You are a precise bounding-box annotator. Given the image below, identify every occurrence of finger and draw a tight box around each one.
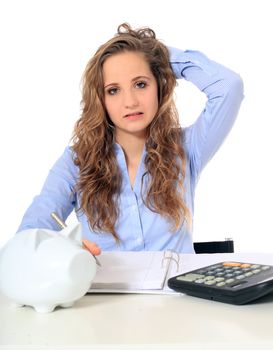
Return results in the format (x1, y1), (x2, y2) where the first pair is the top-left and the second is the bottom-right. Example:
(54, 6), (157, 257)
(82, 239), (102, 256)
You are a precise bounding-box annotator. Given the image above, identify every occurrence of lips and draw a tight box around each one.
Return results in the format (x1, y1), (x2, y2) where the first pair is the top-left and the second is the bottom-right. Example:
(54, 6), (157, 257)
(124, 112), (143, 118)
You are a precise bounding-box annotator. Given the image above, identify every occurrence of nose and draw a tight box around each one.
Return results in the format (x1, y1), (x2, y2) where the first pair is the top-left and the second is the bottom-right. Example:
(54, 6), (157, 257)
(123, 89), (139, 109)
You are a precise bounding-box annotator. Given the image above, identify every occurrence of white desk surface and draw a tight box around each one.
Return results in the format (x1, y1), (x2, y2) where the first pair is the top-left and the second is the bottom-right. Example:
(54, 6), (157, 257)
(1, 253), (273, 350)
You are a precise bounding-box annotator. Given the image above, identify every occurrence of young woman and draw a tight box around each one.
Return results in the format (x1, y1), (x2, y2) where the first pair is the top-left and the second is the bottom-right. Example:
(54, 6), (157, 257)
(17, 23), (244, 256)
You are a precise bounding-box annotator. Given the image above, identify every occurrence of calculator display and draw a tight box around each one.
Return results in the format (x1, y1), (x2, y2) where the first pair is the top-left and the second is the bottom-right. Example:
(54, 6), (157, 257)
(167, 261), (273, 304)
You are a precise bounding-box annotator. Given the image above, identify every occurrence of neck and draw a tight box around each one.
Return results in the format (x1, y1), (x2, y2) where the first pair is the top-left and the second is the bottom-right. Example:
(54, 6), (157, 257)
(115, 132), (146, 165)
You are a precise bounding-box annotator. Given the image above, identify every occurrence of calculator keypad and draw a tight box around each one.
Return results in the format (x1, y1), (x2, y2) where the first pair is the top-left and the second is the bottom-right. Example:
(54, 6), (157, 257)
(176, 262), (272, 288)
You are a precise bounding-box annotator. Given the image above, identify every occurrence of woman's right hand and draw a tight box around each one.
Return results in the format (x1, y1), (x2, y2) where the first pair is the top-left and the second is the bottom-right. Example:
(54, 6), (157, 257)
(82, 239), (101, 256)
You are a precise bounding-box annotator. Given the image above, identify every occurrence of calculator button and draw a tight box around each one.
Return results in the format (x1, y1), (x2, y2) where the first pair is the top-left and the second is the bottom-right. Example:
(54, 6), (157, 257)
(214, 277), (225, 282)
(241, 264), (251, 268)
(206, 271), (216, 276)
(216, 272), (225, 277)
(262, 266), (270, 271)
(234, 271), (242, 275)
(215, 268), (224, 272)
(207, 267), (217, 271)
(252, 269), (261, 274)
(225, 278), (235, 284)
(251, 265), (261, 269)
(244, 272), (254, 277)
(176, 273), (204, 282)
(225, 273), (234, 278)
(204, 276), (215, 281)
(216, 282), (226, 287)
(204, 280), (216, 285)
(208, 265), (221, 270)
(194, 279), (205, 284)
(236, 275), (246, 280)
(223, 262), (242, 267)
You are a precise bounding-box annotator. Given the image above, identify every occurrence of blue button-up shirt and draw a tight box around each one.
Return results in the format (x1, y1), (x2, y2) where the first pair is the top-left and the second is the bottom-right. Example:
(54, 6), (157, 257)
(17, 48), (244, 253)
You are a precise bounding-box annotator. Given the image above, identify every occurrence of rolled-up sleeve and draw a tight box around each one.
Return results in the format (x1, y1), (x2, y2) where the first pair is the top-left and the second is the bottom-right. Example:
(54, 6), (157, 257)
(169, 47), (244, 181)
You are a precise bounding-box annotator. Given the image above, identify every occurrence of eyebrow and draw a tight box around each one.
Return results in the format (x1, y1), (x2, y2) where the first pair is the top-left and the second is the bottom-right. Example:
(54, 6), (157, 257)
(104, 75), (151, 89)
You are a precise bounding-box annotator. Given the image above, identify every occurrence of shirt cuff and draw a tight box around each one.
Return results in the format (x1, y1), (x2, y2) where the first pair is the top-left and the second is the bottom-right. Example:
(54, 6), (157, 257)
(169, 47), (218, 79)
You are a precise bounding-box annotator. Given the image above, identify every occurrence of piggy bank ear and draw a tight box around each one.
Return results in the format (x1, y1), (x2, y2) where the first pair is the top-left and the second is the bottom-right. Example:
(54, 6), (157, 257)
(60, 222), (82, 244)
(33, 229), (53, 250)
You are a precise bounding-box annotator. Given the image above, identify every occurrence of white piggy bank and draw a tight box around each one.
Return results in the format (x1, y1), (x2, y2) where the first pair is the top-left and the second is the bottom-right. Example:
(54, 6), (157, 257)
(0, 223), (96, 313)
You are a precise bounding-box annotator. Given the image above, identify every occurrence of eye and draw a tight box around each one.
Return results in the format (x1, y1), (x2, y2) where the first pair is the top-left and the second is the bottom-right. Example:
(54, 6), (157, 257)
(135, 81), (147, 89)
(106, 87), (119, 95)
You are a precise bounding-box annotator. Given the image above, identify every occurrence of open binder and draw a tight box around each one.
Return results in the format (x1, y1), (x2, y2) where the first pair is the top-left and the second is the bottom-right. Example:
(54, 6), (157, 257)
(87, 251), (273, 294)
(88, 250), (180, 294)
(88, 251), (180, 293)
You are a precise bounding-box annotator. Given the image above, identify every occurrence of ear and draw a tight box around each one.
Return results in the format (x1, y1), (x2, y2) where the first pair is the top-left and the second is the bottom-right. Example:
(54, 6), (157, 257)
(60, 222), (82, 243)
(33, 229), (52, 250)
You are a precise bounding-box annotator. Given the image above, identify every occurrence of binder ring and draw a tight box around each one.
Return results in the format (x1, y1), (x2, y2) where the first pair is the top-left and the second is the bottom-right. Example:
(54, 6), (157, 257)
(162, 250), (180, 272)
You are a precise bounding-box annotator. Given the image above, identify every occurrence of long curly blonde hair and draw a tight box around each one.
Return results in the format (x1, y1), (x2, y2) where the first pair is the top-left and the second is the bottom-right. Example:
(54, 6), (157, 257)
(72, 23), (191, 240)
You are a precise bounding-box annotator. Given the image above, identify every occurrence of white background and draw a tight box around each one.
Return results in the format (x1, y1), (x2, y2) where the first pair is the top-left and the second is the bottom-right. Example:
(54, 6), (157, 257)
(0, 0), (272, 252)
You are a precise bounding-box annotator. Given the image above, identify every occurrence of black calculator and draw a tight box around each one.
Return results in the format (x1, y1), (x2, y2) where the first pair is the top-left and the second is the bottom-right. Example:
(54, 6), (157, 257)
(167, 261), (273, 305)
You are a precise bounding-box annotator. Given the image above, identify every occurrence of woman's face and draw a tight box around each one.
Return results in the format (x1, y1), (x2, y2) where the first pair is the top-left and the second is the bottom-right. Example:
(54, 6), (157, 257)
(102, 51), (158, 141)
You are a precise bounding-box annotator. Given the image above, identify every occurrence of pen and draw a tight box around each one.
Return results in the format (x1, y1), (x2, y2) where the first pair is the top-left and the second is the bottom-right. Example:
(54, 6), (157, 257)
(51, 212), (101, 267)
